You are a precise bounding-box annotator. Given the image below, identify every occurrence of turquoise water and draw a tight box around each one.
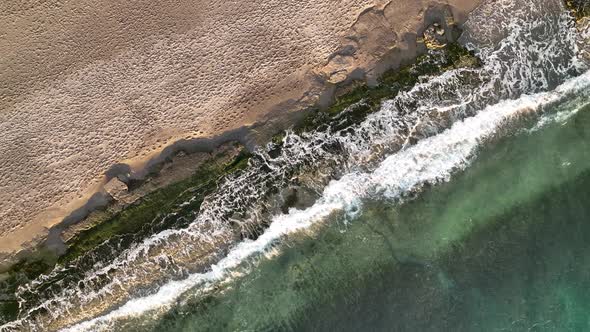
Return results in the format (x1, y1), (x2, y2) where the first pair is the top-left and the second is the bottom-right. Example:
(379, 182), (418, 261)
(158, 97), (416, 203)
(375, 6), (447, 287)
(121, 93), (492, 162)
(150, 102), (590, 331)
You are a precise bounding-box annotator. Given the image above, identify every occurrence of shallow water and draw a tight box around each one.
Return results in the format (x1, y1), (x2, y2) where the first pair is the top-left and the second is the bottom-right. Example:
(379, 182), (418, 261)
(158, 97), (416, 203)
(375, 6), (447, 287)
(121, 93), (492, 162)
(150, 98), (590, 332)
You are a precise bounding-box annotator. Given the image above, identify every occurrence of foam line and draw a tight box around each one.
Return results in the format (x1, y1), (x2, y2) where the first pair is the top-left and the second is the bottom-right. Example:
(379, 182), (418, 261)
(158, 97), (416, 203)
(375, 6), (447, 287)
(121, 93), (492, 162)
(63, 70), (590, 332)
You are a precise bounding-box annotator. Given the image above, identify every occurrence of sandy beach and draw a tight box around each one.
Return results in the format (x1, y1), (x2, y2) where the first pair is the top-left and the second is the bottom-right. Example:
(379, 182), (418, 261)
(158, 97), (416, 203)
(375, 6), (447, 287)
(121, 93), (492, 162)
(0, 0), (481, 263)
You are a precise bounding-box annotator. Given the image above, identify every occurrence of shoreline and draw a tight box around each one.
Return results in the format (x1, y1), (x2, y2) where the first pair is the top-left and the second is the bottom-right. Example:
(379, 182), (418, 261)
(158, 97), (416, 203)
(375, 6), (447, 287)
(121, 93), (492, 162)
(0, 38), (484, 288)
(2, 0), (589, 326)
(0, 33), (486, 326)
(0, 1), (482, 269)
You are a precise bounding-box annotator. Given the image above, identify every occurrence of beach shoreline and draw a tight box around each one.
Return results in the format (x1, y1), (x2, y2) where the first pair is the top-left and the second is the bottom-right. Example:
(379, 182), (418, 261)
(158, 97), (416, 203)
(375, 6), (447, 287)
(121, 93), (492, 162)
(0, 0), (482, 269)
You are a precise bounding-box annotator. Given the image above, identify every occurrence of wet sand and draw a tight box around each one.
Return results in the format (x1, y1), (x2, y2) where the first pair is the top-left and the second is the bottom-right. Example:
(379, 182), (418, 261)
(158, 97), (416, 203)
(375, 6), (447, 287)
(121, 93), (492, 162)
(0, 0), (482, 263)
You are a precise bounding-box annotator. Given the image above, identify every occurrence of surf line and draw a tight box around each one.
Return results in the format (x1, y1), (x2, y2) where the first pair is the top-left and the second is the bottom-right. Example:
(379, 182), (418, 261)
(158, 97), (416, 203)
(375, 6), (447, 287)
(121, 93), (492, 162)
(61, 70), (590, 332)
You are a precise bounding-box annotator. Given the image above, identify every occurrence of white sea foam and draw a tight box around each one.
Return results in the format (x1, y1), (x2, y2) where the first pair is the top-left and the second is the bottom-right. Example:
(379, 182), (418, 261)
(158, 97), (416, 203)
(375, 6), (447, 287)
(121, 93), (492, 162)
(62, 70), (590, 332)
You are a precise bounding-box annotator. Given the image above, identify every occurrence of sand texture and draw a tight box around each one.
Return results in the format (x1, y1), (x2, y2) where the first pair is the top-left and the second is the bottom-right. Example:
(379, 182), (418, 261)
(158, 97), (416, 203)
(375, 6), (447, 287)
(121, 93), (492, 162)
(0, 0), (481, 258)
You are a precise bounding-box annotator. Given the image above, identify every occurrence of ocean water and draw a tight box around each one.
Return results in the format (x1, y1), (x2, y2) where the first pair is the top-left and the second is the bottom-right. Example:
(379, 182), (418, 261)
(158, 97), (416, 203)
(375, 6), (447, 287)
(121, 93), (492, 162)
(150, 98), (590, 332)
(2, 0), (590, 330)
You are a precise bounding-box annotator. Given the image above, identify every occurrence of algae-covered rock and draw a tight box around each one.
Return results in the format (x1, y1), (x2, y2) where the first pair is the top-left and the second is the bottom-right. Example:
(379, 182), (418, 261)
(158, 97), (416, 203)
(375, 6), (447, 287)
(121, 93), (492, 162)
(0, 147), (252, 324)
(566, 0), (590, 20)
(293, 42), (481, 135)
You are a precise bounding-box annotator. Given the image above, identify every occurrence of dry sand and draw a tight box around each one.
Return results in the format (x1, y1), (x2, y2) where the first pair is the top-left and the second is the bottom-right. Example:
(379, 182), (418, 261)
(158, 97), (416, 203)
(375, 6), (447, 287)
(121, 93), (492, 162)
(0, 0), (481, 260)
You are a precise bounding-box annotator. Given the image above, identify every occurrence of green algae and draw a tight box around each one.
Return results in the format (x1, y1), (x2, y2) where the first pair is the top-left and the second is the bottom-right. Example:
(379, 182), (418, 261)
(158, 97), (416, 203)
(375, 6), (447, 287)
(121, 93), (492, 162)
(0, 147), (251, 325)
(60, 148), (252, 264)
(0, 249), (57, 324)
(293, 43), (480, 134)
